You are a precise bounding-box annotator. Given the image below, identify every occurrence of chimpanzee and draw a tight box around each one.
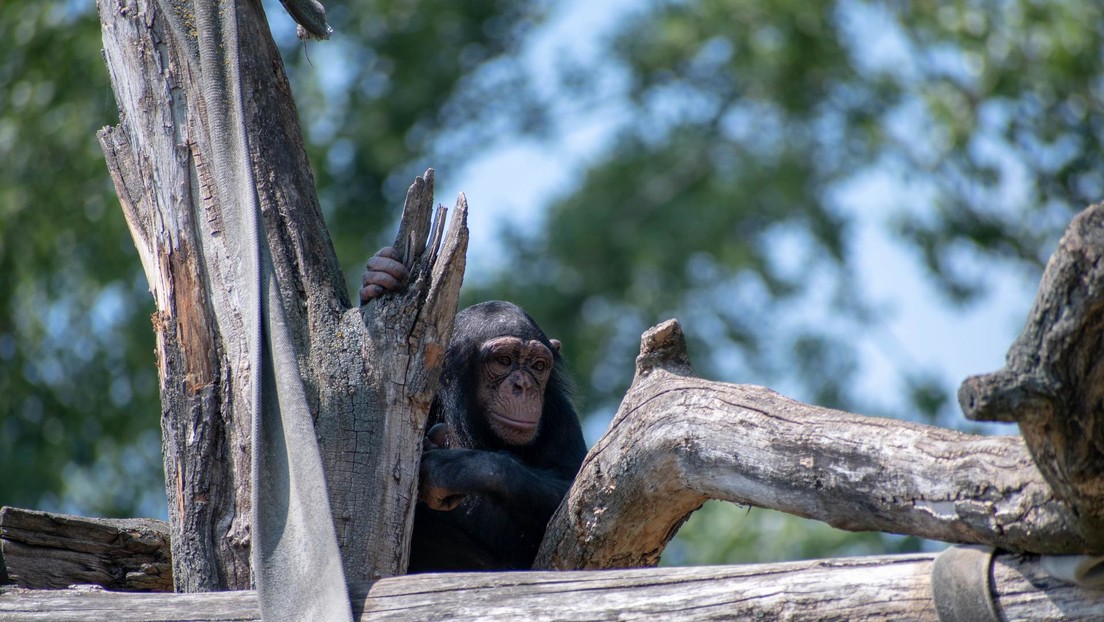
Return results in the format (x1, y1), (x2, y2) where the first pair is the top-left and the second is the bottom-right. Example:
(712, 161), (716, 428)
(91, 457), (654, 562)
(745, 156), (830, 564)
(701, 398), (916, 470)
(361, 247), (588, 571)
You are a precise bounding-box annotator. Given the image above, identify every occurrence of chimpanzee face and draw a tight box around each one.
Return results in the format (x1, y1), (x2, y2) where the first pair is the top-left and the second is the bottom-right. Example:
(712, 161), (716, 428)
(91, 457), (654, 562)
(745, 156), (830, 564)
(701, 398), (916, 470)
(475, 336), (554, 445)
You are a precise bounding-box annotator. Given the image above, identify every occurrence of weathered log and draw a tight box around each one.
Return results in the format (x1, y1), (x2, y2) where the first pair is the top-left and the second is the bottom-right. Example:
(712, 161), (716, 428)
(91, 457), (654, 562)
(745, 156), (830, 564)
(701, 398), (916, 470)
(0, 507), (171, 592)
(958, 203), (1104, 526)
(537, 320), (1101, 571)
(2, 552), (1102, 621)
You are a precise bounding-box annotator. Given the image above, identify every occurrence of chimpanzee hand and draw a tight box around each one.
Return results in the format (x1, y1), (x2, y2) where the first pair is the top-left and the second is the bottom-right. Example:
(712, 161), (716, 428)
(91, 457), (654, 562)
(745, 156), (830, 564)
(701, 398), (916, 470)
(419, 449), (510, 512)
(359, 246), (409, 304)
(419, 449), (470, 511)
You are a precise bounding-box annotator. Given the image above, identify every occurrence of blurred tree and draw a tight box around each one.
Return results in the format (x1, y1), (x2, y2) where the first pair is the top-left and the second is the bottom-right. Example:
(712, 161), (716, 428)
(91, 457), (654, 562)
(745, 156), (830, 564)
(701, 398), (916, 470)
(463, 0), (1104, 562)
(661, 502), (911, 566)
(277, 0), (550, 294)
(474, 0), (1104, 416)
(0, 3), (161, 517)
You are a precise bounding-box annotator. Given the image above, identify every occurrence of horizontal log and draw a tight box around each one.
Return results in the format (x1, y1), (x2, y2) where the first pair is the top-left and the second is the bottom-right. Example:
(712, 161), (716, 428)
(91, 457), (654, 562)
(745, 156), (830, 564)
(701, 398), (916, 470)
(0, 507), (171, 592)
(1, 553), (1102, 621)
(538, 320), (1101, 571)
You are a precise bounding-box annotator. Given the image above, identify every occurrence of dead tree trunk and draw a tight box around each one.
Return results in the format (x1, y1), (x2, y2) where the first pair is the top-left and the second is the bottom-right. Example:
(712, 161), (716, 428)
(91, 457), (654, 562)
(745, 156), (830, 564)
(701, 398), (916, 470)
(0, 507), (172, 592)
(97, 0), (466, 590)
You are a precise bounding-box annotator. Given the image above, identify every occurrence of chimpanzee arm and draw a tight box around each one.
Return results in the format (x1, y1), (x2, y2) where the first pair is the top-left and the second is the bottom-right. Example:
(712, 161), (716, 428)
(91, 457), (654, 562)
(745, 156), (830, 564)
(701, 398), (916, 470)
(419, 448), (572, 518)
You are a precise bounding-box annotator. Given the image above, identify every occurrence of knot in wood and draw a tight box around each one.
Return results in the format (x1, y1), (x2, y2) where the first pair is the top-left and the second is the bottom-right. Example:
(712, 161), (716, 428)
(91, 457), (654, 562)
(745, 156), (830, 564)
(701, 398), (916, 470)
(634, 319), (693, 378)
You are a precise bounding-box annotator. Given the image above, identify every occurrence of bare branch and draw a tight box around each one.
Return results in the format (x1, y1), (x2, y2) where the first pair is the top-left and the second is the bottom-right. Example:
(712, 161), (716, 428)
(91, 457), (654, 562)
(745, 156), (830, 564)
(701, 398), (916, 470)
(318, 171), (468, 579)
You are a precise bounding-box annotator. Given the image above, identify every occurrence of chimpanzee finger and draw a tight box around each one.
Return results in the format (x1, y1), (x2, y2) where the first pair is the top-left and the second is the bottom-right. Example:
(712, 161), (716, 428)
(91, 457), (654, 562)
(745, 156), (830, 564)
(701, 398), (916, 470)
(361, 268), (403, 291)
(376, 246), (402, 261)
(437, 494), (465, 511)
(368, 244), (408, 271)
(359, 283), (385, 305)
(420, 485), (465, 511)
(359, 247), (410, 305)
(363, 255), (409, 285)
(359, 274), (400, 304)
(422, 423), (448, 452)
(360, 262), (409, 305)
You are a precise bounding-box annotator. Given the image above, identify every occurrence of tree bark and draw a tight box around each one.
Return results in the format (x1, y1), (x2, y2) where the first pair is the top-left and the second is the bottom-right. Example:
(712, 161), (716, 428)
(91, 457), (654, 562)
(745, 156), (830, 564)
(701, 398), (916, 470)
(3, 552), (1103, 621)
(959, 203), (1104, 528)
(537, 320), (1102, 571)
(97, 0), (465, 590)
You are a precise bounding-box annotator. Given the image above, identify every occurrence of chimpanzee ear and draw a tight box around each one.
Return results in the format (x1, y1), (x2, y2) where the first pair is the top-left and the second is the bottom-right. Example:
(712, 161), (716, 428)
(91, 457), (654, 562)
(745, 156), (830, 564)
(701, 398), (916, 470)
(549, 339), (562, 353)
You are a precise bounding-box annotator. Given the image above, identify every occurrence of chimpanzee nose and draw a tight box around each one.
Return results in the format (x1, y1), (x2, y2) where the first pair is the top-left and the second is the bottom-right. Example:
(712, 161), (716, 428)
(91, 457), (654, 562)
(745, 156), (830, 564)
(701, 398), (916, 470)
(510, 372), (532, 394)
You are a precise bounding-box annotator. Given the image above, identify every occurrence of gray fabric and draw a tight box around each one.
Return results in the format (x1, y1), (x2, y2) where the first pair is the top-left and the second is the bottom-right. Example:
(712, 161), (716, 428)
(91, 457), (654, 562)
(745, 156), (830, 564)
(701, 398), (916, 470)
(189, 1), (352, 619)
(254, 281), (352, 621)
(1041, 555), (1104, 589)
(931, 545), (1000, 622)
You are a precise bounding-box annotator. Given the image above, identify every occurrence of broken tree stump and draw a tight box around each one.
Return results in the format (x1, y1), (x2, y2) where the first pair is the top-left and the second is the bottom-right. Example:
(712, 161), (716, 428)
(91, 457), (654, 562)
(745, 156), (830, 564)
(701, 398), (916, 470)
(959, 203), (1104, 526)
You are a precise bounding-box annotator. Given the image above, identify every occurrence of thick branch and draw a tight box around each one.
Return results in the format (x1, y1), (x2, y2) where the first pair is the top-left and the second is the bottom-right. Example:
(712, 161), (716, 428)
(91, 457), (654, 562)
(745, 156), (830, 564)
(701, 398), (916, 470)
(537, 320), (1100, 571)
(959, 203), (1104, 523)
(3, 552), (1102, 620)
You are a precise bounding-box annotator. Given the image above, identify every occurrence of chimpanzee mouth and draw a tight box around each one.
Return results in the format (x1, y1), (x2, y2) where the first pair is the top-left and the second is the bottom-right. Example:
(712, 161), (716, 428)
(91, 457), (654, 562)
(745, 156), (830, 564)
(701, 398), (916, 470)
(492, 412), (538, 430)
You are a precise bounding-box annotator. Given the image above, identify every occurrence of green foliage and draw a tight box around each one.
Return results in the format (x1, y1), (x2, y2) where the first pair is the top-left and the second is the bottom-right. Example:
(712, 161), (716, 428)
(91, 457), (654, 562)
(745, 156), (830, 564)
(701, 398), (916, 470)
(473, 0), (1104, 414)
(661, 502), (916, 566)
(469, 1), (880, 412)
(277, 0), (549, 294)
(873, 1), (1104, 303)
(0, 3), (161, 517)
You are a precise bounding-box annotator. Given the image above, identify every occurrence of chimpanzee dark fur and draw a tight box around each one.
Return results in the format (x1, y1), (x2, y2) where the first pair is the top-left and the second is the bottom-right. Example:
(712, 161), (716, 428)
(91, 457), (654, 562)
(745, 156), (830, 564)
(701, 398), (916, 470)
(408, 301), (587, 572)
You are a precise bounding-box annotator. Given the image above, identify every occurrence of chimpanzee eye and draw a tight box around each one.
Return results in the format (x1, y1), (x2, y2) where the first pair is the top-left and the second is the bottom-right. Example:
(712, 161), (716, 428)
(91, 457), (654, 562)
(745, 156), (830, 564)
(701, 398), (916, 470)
(532, 360), (547, 372)
(495, 355), (512, 366)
